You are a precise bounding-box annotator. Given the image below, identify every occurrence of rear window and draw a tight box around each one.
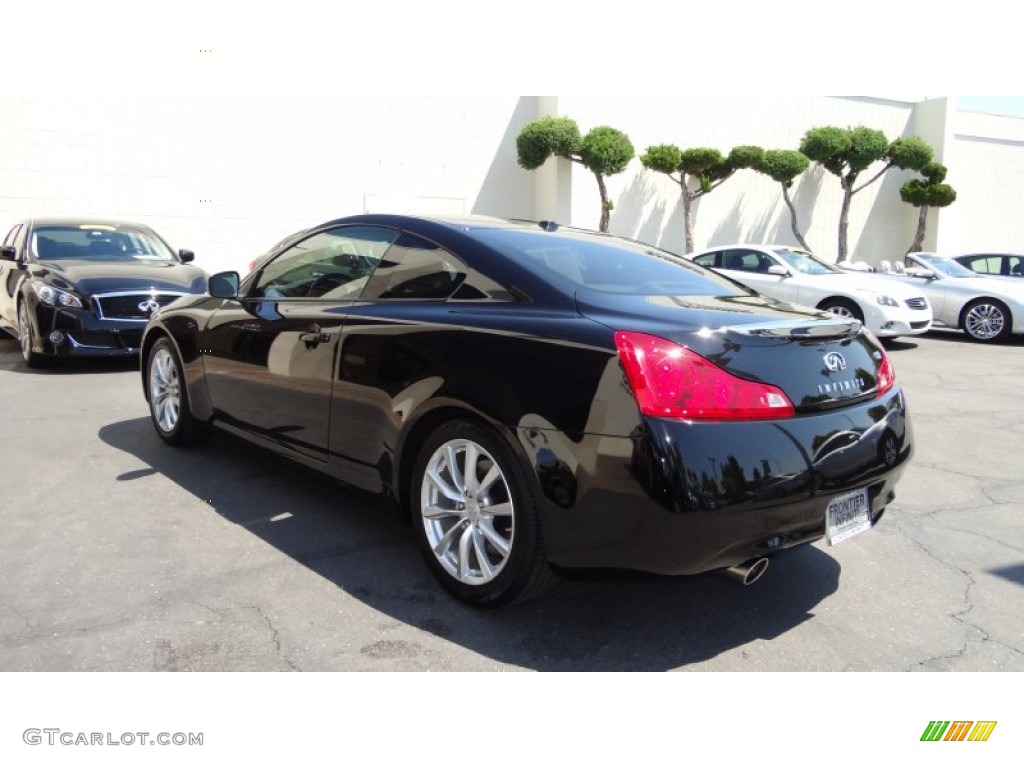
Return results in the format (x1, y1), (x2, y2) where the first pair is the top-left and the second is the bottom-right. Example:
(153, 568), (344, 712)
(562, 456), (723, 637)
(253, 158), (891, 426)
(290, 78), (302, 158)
(472, 229), (747, 296)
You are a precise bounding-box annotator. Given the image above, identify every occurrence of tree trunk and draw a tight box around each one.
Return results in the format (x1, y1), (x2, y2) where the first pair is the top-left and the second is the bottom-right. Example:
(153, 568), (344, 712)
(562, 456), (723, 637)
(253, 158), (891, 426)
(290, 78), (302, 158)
(781, 184), (811, 251)
(908, 205), (929, 254)
(682, 187), (694, 254)
(594, 172), (610, 233)
(837, 178), (852, 262)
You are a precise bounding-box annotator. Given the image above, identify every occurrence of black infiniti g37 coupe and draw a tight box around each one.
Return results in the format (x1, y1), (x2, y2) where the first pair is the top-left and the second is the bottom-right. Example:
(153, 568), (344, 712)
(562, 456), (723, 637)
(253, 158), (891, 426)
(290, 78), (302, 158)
(139, 214), (912, 607)
(0, 218), (206, 366)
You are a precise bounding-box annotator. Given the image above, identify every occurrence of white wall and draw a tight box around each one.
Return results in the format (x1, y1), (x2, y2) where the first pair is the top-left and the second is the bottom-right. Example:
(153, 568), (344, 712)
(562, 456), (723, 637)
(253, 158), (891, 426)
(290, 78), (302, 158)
(3, 92), (1024, 275)
(0, 92), (538, 274)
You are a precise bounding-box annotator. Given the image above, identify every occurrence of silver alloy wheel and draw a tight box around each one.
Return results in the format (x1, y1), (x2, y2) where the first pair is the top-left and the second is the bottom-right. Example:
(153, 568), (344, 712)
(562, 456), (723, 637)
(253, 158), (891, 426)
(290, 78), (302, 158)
(420, 438), (515, 586)
(824, 303), (857, 319)
(17, 302), (33, 361)
(149, 347), (181, 433)
(964, 302), (1005, 340)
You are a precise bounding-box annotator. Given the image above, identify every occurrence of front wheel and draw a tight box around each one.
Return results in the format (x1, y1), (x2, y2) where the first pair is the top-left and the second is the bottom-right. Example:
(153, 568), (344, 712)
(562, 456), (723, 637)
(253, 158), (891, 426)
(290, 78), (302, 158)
(410, 421), (557, 607)
(146, 337), (209, 445)
(17, 300), (47, 368)
(962, 299), (1011, 342)
(818, 297), (865, 323)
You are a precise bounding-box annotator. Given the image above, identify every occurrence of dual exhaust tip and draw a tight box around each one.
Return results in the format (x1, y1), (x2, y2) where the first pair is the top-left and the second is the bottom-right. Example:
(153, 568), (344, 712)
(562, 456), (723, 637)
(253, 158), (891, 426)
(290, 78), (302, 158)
(724, 557), (770, 586)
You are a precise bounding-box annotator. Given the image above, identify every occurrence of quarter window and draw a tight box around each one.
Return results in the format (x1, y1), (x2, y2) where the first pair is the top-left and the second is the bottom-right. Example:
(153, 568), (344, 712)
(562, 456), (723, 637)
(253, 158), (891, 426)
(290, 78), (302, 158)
(253, 226), (398, 299)
(360, 232), (465, 300)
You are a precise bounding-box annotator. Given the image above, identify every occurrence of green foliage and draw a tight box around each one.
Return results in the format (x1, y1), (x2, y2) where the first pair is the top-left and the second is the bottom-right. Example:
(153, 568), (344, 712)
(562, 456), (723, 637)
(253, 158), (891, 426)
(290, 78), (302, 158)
(516, 116), (581, 170)
(901, 178), (956, 208)
(579, 126), (634, 176)
(679, 147), (724, 175)
(639, 143), (683, 174)
(799, 126), (850, 174)
(726, 145), (764, 170)
(845, 126), (889, 172)
(888, 136), (933, 170)
(921, 162), (947, 184)
(757, 149), (810, 185)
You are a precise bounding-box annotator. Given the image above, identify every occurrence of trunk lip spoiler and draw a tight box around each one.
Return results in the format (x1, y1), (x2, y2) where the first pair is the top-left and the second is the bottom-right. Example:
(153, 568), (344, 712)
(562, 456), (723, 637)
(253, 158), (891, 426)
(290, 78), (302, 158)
(725, 318), (862, 339)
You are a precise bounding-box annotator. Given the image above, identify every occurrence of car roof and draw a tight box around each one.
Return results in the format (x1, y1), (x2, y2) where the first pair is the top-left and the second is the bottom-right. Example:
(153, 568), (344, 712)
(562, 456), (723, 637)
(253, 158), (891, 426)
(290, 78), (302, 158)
(695, 243), (812, 252)
(26, 217), (157, 230)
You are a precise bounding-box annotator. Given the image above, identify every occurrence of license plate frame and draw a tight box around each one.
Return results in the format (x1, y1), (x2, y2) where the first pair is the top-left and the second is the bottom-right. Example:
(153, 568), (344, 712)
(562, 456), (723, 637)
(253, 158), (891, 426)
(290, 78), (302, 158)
(825, 487), (872, 545)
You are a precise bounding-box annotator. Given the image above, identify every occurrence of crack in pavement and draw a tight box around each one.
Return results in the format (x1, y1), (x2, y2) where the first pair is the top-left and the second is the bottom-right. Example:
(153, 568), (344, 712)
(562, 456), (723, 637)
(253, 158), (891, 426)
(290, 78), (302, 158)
(249, 605), (301, 672)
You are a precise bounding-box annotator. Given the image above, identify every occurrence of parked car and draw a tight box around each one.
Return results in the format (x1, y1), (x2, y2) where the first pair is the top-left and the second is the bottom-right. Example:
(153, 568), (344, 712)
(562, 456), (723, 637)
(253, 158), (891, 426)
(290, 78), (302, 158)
(0, 218), (206, 366)
(885, 252), (1024, 342)
(690, 244), (933, 339)
(140, 215), (913, 607)
(952, 252), (1024, 280)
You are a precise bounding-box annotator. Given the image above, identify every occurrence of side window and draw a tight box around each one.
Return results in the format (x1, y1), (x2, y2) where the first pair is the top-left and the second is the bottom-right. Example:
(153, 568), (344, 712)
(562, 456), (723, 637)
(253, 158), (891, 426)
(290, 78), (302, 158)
(1009, 256), (1024, 276)
(721, 249), (761, 272)
(692, 252), (719, 268)
(360, 232), (465, 300)
(253, 226), (398, 299)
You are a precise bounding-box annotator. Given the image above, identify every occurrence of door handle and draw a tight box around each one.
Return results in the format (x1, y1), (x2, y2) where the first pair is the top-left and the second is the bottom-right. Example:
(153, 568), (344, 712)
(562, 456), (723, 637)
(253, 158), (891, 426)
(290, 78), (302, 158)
(299, 331), (332, 344)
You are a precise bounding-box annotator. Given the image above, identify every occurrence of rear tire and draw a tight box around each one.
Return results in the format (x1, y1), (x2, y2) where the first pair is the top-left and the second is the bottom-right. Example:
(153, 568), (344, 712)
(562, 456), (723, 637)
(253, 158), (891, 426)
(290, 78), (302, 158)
(146, 337), (209, 445)
(962, 299), (1011, 343)
(410, 420), (557, 607)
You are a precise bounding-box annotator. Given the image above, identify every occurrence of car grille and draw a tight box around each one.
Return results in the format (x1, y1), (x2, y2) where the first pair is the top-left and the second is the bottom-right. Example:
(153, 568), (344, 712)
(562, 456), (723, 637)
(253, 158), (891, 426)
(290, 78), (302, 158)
(910, 321), (930, 330)
(905, 297), (928, 310)
(93, 293), (185, 320)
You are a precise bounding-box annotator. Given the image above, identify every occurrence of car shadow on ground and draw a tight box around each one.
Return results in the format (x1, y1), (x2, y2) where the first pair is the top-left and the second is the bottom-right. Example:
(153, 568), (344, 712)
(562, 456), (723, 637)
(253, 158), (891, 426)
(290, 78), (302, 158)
(99, 417), (842, 671)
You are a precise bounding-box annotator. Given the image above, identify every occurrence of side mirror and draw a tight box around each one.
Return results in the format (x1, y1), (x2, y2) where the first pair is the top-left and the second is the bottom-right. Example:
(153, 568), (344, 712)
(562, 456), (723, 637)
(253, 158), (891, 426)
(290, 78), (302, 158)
(768, 265), (789, 276)
(0, 245), (16, 262)
(906, 268), (936, 280)
(208, 271), (240, 299)
(178, 249), (195, 263)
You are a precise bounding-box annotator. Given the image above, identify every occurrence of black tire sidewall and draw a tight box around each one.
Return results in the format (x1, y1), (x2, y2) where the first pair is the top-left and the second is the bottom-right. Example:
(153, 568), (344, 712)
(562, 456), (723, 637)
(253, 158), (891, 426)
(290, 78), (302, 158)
(410, 420), (544, 607)
(147, 337), (190, 443)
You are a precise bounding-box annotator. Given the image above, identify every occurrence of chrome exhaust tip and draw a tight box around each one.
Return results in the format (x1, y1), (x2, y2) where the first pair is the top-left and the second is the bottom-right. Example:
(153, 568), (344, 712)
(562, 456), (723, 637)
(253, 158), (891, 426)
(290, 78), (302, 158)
(724, 557), (770, 586)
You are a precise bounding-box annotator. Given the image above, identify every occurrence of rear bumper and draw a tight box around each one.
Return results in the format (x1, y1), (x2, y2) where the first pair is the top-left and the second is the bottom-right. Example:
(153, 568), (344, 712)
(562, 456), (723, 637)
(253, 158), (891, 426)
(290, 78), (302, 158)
(521, 388), (911, 575)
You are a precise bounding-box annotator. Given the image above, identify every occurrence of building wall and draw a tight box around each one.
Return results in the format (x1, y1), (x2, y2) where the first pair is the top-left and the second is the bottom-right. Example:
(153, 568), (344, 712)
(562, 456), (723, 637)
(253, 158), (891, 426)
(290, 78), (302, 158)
(0, 93), (539, 274)
(2, 93), (1024, 276)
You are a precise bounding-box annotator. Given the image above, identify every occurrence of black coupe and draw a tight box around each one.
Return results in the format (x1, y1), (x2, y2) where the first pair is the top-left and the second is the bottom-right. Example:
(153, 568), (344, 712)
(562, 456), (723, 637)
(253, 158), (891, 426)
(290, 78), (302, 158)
(0, 218), (206, 366)
(140, 214), (912, 606)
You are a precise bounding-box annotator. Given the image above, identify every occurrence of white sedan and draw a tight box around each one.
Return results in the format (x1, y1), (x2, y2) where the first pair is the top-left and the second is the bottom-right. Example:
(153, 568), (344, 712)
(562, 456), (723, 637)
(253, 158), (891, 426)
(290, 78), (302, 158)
(690, 245), (933, 339)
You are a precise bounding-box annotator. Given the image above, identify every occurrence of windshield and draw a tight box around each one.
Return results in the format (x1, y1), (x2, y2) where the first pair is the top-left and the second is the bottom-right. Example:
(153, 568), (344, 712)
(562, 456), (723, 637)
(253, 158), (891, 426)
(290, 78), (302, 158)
(31, 225), (176, 263)
(473, 228), (749, 296)
(910, 253), (976, 278)
(772, 248), (839, 274)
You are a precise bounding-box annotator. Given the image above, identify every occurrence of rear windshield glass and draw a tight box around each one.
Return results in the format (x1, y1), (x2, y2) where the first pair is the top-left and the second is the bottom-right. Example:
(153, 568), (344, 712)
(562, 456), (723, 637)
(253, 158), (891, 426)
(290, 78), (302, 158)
(472, 229), (748, 296)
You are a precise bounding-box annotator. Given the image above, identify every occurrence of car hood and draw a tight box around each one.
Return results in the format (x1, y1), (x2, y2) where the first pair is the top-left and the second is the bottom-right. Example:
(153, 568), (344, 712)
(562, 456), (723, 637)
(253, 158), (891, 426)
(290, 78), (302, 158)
(814, 271), (925, 299)
(32, 260), (207, 295)
(576, 290), (891, 412)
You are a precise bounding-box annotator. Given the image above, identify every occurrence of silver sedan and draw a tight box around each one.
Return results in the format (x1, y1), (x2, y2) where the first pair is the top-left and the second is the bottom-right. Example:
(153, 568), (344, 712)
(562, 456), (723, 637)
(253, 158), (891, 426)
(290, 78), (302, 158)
(885, 252), (1024, 342)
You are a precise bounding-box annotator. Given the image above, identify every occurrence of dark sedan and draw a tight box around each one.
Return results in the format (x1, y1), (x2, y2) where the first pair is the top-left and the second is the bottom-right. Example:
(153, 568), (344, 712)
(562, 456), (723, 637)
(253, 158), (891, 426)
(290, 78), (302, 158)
(140, 214), (913, 607)
(0, 218), (206, 366)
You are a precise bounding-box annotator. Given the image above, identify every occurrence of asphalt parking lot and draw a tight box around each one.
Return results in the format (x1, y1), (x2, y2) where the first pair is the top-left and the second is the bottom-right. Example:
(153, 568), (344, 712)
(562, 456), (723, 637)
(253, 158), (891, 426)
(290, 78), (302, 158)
(1, 330), (1022, 672)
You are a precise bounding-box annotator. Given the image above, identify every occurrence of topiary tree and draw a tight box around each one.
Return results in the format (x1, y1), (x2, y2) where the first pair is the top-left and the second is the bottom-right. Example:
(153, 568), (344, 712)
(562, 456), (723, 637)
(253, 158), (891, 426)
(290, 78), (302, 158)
(800, 126), (933, 261)
(640, 144), (763, 253)
(516, 116), (634, 232)
(900, 162), (956, 254)
(755, 149), (811, 251)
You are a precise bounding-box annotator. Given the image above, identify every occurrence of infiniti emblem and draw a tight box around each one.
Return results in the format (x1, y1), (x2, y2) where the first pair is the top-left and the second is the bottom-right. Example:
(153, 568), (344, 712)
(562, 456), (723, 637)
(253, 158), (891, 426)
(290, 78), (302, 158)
(824, 352), (847, 373)
(138, 299), (161, 313)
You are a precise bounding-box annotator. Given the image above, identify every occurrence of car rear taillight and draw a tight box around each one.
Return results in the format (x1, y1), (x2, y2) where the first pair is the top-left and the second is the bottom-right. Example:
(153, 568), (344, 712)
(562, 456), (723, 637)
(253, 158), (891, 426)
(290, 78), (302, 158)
(876, 353), (895, 396)
(614, 331), (795, 421)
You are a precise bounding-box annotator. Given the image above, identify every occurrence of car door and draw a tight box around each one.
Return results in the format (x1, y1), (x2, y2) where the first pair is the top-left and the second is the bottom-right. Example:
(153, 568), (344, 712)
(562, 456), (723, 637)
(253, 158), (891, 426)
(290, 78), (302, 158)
(201, 225), (398, 462)
(329, 231), (470, 492)
(718, 248), (796, 303)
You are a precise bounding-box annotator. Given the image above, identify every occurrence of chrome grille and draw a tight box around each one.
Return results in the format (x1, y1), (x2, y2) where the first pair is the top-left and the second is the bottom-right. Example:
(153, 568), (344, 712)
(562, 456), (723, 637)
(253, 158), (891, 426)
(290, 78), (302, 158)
(905, 297), (928, 310)
(93, 292), (186, 321)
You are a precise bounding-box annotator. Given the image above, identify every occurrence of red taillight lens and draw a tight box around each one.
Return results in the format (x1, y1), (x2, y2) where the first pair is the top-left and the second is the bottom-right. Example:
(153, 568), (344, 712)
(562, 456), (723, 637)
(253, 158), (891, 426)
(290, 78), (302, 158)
(876, 353), (895, 396)
(614, 331), (795, 421)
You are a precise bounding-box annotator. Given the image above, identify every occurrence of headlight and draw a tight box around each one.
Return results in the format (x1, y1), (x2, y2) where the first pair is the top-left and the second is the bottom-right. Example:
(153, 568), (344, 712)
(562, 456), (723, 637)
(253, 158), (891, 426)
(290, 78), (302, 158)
(875, 295), (900, 307)
(36, 284), (83, 308)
